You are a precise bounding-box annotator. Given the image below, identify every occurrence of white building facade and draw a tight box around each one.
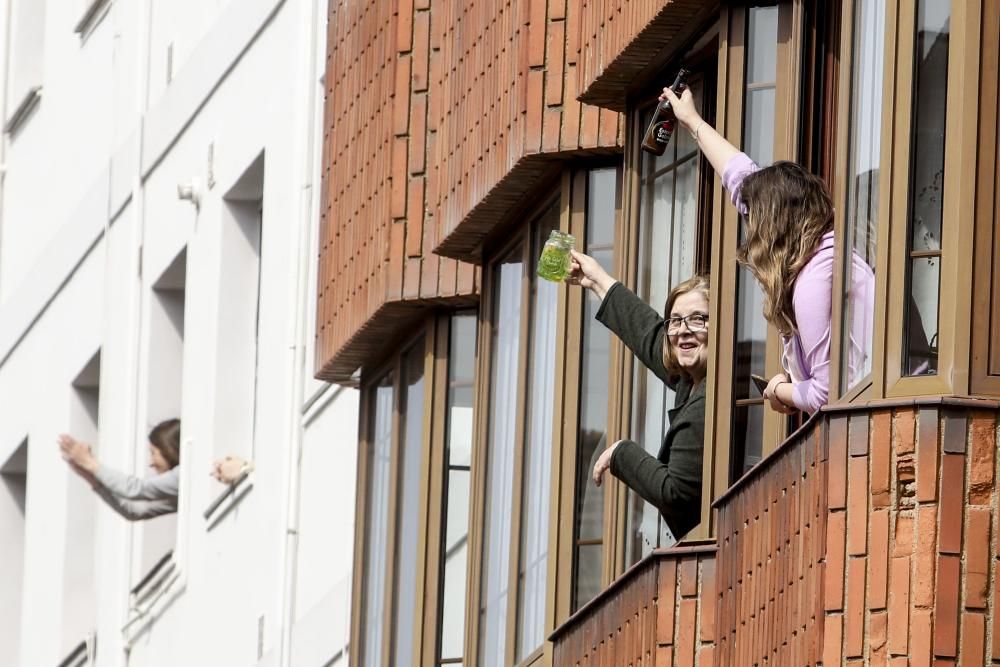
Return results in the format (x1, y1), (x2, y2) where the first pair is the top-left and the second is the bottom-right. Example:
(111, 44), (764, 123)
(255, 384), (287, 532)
(0, 1), (356, 666)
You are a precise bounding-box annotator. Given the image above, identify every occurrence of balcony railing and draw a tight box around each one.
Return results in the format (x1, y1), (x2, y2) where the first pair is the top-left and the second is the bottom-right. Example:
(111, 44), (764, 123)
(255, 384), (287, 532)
(551, 414), (827, 666)
(550, 543), (717, 665)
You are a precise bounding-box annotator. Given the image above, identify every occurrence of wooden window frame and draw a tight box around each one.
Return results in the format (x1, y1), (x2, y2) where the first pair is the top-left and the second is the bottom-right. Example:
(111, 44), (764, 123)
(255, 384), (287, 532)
(879, 0), (980, 399)
(971, 0), (1000, 394)
(705, 0), (805, 529)
(465, 191), (563, 667)
(614, 44), (719, 557)
(826, 0), (883, 404)
(465, 164), (623, 666)
(350, 327), (437, 667)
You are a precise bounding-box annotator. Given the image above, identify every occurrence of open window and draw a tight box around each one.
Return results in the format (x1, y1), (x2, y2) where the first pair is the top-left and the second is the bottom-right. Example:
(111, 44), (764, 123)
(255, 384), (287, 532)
(129, 248), (186, 608)
(204, 153), (264, 522)
(620, 34), (717, 556)
(61, 352), (101, 665)
(0, 439), (28, 667)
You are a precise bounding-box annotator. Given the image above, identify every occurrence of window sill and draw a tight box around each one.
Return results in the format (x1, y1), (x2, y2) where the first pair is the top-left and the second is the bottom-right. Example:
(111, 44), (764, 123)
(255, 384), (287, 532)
(57, 634), (96, 667)
(123, 551), (185, 644)
(4, 86), (42, 136)
(74, 0), (111, 41)
(203, 470), (254, 529)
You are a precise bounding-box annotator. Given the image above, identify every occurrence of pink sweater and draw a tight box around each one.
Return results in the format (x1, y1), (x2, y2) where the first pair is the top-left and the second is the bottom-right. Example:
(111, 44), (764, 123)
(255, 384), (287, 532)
(722, 153), (871, 413)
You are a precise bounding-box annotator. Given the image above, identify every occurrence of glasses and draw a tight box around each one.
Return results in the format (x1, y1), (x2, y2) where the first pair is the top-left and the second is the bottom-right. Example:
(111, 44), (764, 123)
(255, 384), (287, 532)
(666, 313), (709, 334)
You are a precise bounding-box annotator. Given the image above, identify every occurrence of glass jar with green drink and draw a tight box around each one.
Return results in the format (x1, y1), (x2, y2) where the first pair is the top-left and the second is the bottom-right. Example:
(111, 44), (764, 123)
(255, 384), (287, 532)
(536, 230), (576, 282)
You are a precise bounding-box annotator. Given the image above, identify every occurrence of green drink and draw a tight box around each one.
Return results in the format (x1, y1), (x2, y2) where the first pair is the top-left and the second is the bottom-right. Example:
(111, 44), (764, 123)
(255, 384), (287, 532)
(536, 230), (576, 282)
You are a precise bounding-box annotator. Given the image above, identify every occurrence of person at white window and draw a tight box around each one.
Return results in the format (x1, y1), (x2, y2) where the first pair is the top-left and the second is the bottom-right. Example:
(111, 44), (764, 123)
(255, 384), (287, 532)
(59, 419), (181, 521)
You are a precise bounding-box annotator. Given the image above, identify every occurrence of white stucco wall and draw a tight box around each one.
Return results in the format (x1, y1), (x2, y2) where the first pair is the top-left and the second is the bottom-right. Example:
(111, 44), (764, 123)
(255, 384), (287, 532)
(0, 1), (355, 666)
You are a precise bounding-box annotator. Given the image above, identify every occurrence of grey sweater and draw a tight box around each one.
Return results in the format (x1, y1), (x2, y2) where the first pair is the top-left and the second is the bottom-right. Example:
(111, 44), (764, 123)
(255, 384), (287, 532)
(92, 465), (179, 521)
(596, 282), (706, 539)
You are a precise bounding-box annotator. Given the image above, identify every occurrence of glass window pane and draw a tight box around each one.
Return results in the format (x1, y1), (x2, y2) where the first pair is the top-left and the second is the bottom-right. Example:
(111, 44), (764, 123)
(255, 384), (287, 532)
(746, 6), (779, 85)
(730, 3), (778, 484)
(393, 340), (426, 667)
(439, 470), (470, 660)
(734, 266), (768, 400)
(840, 0), (885, 391)
(572, 168), (617, 611)
(478, 249), (524, 667)
(362, 374), (395, 667)
(574, 544), (604, 607)
(733, 403), (765, 475)
(438, 312), (477, 663)
(903, 0), (949, 376)
(516, 209), (559, 661)
(906, 257), (940, 375)
(744, 87), (776, 165)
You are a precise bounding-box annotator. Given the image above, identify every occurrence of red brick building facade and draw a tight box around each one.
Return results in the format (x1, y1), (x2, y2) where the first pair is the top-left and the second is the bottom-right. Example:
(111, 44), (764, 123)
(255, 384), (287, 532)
(317, 0), (1000, 664)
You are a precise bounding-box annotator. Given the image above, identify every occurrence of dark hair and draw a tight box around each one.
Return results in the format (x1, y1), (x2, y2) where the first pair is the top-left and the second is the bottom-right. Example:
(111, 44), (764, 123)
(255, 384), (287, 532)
(737, 161), (834, 335)
(148, 419), (181, 469)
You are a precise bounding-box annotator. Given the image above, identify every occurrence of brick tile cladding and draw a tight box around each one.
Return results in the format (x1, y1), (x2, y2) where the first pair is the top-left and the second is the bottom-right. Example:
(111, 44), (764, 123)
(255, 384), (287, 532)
(576, 0), (711, 112)
(551, 546), (717, 666)
(552, 404), (1000, 665)
(318, 1), (709, 379)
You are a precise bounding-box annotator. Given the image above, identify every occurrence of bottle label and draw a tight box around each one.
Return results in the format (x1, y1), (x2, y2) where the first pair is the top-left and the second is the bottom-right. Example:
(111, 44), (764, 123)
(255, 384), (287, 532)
(654, 120), (674, 144)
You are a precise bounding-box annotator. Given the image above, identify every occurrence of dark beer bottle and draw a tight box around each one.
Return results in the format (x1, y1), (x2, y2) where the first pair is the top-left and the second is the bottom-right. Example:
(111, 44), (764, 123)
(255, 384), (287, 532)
(640, 69), (689, 156)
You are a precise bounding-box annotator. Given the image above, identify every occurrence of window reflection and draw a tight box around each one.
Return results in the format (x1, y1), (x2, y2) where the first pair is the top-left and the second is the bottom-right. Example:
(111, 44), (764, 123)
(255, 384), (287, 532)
(571, 168), (616, 610)
(478, 249), (523, 667)
(515, 207), (559, 661)
(732, 3), (777, 480)
(362, 373), (394, 667)
(393, 340), (426, 666)
(840, 0), (884, 392)
(438, 312), (476, 664)
(904, 0), (949, 375)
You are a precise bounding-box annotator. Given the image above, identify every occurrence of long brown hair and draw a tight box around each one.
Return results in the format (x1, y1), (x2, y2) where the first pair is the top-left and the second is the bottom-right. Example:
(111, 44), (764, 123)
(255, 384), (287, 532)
(661, 274), (711, 379)
(736, 161), (834, 335)
(148, 419), (181, 469)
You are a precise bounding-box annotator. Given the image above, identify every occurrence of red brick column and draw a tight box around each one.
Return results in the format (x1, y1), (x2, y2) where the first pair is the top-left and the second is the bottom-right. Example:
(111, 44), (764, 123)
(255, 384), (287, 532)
(821, 406), (999, 666)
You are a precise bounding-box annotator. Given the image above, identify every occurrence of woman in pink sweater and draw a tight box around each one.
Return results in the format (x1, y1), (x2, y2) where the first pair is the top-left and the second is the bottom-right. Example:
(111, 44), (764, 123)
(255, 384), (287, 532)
(662, 87), (873, 414)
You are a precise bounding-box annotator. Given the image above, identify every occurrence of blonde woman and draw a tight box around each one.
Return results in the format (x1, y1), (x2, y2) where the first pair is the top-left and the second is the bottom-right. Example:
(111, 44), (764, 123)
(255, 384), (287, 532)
(567, 258), (708, 542)
(661, 86), (873, 414)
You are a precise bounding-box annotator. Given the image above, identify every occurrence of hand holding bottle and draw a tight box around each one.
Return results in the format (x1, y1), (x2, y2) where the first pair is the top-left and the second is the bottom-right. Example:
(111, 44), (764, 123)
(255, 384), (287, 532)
(660, 87), (700, 132)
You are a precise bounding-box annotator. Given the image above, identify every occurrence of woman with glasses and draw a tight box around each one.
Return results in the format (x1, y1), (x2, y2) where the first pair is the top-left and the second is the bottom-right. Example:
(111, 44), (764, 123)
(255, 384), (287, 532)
(567, 253), (708, 542)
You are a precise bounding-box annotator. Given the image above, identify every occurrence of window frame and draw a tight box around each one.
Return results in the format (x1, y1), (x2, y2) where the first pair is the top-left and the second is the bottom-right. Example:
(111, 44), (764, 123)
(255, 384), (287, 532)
(826, 0), (889, 404)
(613, 45), (718, 558)
(703, 1), (805, 533)
(879, 0), (979, 399)
(424, 310), (477, 666)
(464, 171), (621, 667)
(349, 327), (435, 667)
(971, 0), (1000, 394)
(465, 192), (560, 667)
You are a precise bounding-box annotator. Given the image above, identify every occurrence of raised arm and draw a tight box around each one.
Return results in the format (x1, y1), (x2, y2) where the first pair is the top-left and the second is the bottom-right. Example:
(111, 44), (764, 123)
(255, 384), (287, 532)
(92, 484), (177, 521)
(93, 465), (179, 501)
(662, 88), (759, 214)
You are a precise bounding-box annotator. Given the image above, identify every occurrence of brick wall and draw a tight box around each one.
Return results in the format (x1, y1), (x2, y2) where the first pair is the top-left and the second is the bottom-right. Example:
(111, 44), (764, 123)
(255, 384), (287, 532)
(713, 418), (827, 666)
(554, 401), (1000, 666)
(429, 0), (624, 259)
(316, 1), (716, 379)
(821, 405), (1000, 665)
(576, 0), (712, 111)
(316, 1), (478, 382)
(551, 545), (717, 665)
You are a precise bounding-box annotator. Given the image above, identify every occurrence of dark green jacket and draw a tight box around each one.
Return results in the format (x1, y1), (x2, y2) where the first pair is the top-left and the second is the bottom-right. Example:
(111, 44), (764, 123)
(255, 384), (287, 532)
(596, 282), (706, 539)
